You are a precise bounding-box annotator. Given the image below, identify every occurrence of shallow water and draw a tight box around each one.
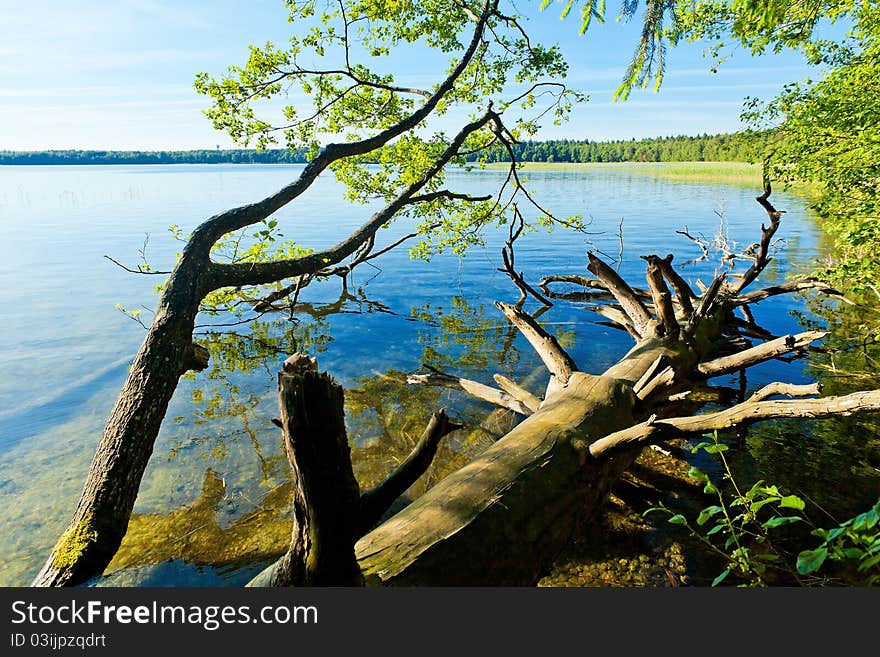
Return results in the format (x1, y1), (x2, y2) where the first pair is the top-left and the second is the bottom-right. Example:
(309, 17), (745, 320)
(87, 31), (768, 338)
(0, 163), (875, 586)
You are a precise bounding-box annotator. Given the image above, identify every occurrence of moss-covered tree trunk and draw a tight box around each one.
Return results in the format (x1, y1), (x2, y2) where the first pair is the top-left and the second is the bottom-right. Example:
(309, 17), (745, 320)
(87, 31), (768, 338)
(31, 256), (209, 587)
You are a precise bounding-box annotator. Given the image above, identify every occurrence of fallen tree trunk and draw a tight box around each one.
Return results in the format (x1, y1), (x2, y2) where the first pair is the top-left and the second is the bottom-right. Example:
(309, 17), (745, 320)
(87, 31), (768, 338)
(323, 185), (880, 586)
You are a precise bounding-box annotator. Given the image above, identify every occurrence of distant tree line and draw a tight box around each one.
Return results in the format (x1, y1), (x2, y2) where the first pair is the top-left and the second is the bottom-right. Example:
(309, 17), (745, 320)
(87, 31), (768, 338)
(465, 132), (758, 163)
(0, 148), (310, 165)
(0, 133), (760, 166)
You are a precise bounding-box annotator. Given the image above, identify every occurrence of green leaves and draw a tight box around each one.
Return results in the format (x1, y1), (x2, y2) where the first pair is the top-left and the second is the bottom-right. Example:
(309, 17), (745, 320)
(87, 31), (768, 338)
(796, 547), (828, 574)
(795, 499), (880, 583)
(779, 495), (806, 512)
(711, 568), (731, 587)
(762, 516), (802, 529)
(697, 506), (724, 526)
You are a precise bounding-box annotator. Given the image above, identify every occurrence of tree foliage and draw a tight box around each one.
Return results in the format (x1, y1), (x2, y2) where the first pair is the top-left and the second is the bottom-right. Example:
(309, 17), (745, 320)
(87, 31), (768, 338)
(547, 0), (879, 291)
(186, 0), (589, 314)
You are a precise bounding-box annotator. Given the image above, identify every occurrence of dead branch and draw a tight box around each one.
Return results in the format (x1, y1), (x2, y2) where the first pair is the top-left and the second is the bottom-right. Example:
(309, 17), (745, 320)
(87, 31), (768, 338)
(675, 226), (710, 265)
(103, 254), (171, 275)
(632, 355), (667, 397)
(358, 409), (461, 536)
(683, 273), (727, 337)
(583, 304), (639, 338)
(494, 301), (577, 391)
(589, 389), (880, 459)
(733, 182), (784, 294)
(635, 365), (676, 401)
(642, 255), (680, 339)
(539, 274), (608, 291)
(734, 278), (854, 306)
(492, 374), (541, 413)
(406, 364), (534, 416)
(587, 252), (652, 337)
(655, 253), (696, 315)
(697, 331), (828, 378)
(747, 381), (821, 403)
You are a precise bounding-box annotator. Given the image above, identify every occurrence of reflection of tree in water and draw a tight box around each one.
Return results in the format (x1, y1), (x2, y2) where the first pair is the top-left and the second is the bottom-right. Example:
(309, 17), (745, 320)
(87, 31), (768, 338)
(110, 469), (294, 573)
(109, 291), (539, 575)
(723, 294), (880, 520)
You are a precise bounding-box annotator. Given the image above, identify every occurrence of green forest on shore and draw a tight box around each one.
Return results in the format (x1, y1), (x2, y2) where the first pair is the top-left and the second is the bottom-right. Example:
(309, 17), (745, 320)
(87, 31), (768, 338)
(0, 132), (752, 166)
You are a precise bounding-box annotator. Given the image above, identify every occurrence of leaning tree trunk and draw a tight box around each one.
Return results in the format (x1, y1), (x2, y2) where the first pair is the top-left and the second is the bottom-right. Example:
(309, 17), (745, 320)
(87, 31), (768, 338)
(31, 5), (504, 586)
(31, 256), (209, 587)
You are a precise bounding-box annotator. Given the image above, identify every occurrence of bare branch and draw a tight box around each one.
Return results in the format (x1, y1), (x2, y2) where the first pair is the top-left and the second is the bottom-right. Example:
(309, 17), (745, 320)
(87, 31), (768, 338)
(358, 409), (461, 536)
(103, 255), (171, 275)
(589, 389), (880, 459)
(642, 255), (679, 340)
(734, 182), (784, 294)
(733, 278), (854, 306)
(683, 273), (727, 337)
(406, 364), (534, 416)
(635, 365), (676, 402)
(632, 355), (667, 397)
(587, 252), (652, 337)
(492, 374), (541, 413)
(655, 253), (696, 315)
(494, 301), (577, 390)
(583, 304), (640, 338)
(747, 381), (821, 403)
(675, 226), (709, 265)
(697, 331), (828, 378)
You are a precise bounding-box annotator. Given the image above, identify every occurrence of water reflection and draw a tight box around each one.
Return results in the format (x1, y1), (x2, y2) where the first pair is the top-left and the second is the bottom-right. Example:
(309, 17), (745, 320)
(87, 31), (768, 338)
(101, 291), (527, 585)
(2, 165), (877, 586)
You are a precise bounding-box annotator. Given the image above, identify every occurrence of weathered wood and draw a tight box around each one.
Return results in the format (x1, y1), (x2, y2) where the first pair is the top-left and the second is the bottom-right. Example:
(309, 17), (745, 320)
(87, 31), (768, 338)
(355, 371), (644, 585)
(733, 278), (854, 306)
(642, 255), (679, 339)
(747, 381), (821, 402)
(683, 273), (727, 337)
(589, 389), (880, 459)
(268, 360), (363, 586)
(632, 355), (667, 397)
(734, 183), (783, 294)
(493, 374), (542, 413)
(655, 253), (696, 315)
(583, 304), (639, 337)
(698, 331), (828, 378)
(406, 365), (534, 416)
(494, 301), (577, 391)
(635, 365), (676, 402)
(587, 252), (653, 336)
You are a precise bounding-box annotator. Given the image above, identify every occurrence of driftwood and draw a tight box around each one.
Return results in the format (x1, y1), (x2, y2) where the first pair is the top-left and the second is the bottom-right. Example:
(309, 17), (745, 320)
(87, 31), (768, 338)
(243, 184), (880, 587)
(250, 355), (459, 587)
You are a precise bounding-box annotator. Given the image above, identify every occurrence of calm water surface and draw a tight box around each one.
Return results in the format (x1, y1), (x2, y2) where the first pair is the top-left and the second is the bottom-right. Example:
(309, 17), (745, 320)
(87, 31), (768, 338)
(0, 164), (875, 586)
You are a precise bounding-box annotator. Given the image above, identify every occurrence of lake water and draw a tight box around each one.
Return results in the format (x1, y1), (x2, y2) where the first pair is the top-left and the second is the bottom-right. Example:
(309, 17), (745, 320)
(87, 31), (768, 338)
(0, 164), (877, 586)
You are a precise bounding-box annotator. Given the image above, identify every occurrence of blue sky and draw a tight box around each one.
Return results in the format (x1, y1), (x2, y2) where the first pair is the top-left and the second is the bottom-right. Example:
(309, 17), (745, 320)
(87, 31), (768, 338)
(0, 0), (819, 150)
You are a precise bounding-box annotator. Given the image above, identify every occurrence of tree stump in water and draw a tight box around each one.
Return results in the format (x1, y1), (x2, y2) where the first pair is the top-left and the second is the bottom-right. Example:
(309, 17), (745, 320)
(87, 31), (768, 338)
(268, 354), (364, 586)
